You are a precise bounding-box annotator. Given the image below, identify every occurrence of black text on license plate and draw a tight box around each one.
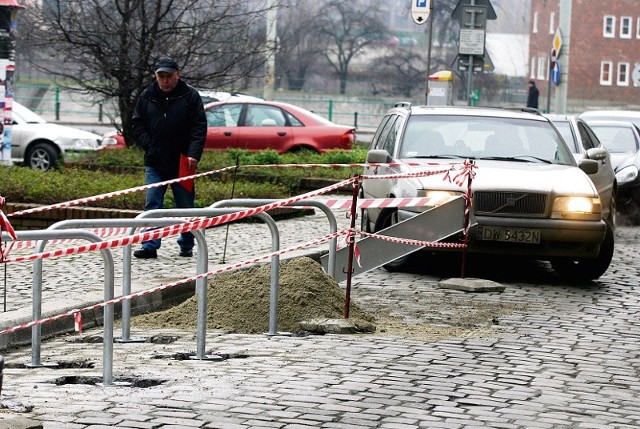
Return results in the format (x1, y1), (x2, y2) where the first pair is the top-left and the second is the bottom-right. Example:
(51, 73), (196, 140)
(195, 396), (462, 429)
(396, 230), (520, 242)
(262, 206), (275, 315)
(477, 226), (541, 244)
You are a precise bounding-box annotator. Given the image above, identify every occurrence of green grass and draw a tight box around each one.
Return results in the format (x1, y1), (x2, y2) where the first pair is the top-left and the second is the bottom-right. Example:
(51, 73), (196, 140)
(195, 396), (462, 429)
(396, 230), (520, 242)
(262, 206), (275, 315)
(1, 146), (368, 210)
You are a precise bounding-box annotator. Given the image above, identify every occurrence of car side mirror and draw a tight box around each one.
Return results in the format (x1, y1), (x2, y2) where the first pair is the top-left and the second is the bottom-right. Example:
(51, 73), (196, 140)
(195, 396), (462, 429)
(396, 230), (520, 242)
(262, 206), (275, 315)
(579, 158), (599, 175)
(585, 147), (607, 161)
(366, 149), (392, 164)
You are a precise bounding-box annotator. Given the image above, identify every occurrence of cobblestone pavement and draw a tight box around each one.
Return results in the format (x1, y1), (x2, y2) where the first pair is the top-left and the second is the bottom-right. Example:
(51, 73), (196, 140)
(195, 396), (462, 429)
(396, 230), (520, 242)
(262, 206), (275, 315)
(1, 207), (640, 428)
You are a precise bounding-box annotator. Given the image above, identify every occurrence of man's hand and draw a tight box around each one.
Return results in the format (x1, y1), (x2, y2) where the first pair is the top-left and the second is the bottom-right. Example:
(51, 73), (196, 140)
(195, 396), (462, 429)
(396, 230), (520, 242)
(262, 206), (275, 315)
(187, 157), (198, 171)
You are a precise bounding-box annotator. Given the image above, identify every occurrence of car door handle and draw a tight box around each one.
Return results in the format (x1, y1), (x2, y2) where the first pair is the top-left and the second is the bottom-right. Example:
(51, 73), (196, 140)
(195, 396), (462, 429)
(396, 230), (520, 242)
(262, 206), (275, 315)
(277, 132), (287, 137)
(224, 131), (233, 136)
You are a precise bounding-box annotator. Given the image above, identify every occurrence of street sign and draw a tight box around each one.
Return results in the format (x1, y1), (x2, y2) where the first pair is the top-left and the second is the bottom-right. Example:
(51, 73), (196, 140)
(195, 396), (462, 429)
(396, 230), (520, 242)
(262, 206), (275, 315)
(551, 62), (561, 85)
(459, 29), (485, 55)
(456, 55), (484, 72)
(461, 5), (487, 29)
(411, 0), (431, 25)
(452, 0), (497, 20)
(552, 28), (563, 58)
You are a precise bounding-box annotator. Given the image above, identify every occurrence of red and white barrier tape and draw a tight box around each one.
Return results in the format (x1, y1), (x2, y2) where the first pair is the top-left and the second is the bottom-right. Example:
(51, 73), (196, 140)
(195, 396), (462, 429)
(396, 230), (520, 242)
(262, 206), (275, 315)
(0, 221), (470, 336)
(2, 178), (357, 264)
(7, 165), (239, 218)
(357, 229), (467, 249)
(6, 161), (469, 220)
(0, 229), (349, 336)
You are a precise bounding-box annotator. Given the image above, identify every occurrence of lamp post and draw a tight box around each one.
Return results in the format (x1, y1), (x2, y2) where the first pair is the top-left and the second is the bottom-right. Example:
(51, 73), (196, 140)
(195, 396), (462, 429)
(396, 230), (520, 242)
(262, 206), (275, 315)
(0, 0), (24, 167)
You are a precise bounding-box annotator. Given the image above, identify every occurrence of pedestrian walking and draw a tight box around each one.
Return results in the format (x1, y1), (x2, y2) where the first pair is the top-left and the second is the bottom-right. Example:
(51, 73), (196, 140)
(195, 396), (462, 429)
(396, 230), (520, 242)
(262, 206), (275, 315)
(131, 57), (207, 259)
(527, 79), (539, 109)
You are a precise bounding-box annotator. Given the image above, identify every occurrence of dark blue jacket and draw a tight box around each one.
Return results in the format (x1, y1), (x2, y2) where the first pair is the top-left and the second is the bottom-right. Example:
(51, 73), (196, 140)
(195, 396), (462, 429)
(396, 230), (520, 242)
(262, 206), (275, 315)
(132, 79), (207, 174)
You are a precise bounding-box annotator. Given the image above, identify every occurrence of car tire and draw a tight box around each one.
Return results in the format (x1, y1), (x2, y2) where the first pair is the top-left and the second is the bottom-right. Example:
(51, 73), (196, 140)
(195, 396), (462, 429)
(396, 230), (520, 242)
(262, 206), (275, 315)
(375, 209), (416, 272)
(550, 221), (614, 281)
(27, 142), (59, 171)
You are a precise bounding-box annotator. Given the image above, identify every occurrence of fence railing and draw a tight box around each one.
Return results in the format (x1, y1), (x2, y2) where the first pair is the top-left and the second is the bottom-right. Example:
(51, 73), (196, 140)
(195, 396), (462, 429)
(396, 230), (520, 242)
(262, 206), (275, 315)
(15, 82), (632, 132)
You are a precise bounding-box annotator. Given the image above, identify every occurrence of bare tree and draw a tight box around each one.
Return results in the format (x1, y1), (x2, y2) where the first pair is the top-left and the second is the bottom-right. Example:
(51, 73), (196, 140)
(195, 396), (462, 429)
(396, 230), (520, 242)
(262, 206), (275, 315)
(18, 0), (272, 145)
(371, 49), (429, 98)
(276, 0), (327, 91)
(316, 0), (386, 95)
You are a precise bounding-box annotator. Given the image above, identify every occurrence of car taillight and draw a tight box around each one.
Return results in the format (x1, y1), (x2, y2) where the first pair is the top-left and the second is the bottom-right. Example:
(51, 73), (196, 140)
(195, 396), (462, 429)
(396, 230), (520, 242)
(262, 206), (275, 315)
(341, 129), (356, 146)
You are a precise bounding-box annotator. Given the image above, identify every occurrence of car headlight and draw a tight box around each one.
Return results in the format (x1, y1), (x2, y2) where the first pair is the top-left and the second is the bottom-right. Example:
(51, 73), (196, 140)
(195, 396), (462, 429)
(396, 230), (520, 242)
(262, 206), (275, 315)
(416, 190), (461, 207)
(101, 136), (119, 146)
(615, 165), (638, 185)
(71, 138), (98, 150)
(551, 196), (602, 220)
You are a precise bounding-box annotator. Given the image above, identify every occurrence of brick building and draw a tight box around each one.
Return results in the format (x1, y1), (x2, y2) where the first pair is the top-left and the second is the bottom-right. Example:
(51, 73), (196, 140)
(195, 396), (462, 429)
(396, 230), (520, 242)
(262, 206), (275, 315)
(529, 0), (640, 111)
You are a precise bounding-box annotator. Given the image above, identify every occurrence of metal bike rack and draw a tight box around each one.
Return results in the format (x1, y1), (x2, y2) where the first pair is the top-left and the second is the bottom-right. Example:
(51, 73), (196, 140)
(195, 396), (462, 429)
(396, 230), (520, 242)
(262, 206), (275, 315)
(211, 199), (339, 278)
(45, 218), (206, 343)
(2, 229), (116, 384)
(133, 207), (282, 346)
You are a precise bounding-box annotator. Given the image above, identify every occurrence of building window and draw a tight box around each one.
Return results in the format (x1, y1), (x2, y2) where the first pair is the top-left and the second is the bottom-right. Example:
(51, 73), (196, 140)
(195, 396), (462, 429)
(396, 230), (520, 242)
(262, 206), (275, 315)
(537, 57), (547, 80)
(549, 12), (555, 34)
(618, 62), (630, 86)
(530, 57), (536, 79)
(600, 61), (613, 85)
(532, 12), (538, 34)
(603, 16), (615, 38)
(637, 18), (640, 38)
(620, 17), (632, 39)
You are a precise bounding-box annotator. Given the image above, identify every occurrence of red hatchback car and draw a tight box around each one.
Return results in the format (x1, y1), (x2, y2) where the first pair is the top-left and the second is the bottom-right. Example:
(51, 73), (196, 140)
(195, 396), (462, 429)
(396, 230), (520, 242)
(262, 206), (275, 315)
(102, 100), (357, 153)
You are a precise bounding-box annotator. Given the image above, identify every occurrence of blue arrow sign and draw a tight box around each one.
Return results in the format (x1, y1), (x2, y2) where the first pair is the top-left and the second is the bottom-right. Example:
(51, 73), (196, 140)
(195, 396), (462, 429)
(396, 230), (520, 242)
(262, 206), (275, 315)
(551, 62), (561, 85)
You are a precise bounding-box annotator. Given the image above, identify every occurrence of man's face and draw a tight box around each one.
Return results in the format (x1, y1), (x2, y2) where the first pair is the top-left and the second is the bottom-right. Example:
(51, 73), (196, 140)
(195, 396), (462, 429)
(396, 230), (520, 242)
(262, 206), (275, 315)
(156, 71), (180, 93)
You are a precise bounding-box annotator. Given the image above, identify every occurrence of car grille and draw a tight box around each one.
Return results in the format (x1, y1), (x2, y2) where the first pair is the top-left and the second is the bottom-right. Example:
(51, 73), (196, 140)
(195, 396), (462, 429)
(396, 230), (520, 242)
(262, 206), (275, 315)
(474, 192), (547, 216)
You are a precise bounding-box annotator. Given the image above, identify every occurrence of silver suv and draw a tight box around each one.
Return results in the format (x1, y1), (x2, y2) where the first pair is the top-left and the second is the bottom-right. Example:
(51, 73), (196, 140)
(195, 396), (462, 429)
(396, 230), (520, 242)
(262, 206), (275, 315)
(361, 104), (614, 281)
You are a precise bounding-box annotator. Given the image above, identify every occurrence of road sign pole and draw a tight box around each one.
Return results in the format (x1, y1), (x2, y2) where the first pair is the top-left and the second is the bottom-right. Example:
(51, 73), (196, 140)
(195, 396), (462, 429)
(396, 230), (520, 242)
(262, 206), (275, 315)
(466, 0), (476, 106)
(546, 50), (553, 113)
(425, 0), (435, 104)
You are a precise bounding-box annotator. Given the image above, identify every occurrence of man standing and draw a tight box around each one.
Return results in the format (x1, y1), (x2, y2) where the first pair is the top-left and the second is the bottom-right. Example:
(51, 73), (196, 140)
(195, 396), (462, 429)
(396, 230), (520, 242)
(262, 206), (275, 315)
(131, 57), (207, 259)
(527, 80), (539, 109)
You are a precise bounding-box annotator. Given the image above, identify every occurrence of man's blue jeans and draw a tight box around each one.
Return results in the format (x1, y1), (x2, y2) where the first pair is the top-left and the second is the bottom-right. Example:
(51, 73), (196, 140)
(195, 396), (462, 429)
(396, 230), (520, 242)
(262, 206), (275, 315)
(141, 166), (195, 251)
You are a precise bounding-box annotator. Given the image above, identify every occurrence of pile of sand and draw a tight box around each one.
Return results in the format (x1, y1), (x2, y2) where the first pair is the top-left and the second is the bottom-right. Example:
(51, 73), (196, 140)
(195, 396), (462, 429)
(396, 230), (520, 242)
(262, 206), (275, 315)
(134, 257), (374, 334)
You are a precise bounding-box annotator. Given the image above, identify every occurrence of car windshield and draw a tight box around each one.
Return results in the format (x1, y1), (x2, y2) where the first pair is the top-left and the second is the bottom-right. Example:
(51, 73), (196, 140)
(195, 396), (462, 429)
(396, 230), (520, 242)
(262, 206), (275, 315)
(399, 115), (574, 165)
(550, 121), (579, 153)
(589, 125), (639, 153)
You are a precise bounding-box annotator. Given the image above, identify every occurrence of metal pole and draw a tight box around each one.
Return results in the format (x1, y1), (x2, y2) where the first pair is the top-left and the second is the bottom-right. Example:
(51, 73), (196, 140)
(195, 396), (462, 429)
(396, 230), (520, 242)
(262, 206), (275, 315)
(343, 177), (360, 319)
(460, 161), (475, 278)
(426, 0), (435, 104)
(546, 51), (552, 113)
(555, 0), (572, 114)
(466, 0), (476, 106)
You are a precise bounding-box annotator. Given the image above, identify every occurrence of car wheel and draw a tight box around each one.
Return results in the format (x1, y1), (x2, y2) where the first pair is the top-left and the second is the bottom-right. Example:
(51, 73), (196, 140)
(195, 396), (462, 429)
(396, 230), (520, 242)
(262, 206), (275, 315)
(27, 143), (58, 171)
(375, 209), (415, 272)
(550, 222), (614, 281)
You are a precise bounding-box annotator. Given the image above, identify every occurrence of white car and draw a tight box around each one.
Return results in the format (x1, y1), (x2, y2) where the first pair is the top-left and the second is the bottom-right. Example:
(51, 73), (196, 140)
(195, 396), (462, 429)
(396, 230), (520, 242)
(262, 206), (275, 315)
(9, 101), (104, 170)
(580, 110), (640, 129)
(362, 104), (614, 281)
(198, 90), (262, 105)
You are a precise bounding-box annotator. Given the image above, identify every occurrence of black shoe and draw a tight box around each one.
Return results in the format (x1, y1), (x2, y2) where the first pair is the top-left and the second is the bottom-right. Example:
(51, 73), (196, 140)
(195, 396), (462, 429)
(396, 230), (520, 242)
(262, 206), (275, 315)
(179, 249), (193, 257)
(133, 247), (157, 259)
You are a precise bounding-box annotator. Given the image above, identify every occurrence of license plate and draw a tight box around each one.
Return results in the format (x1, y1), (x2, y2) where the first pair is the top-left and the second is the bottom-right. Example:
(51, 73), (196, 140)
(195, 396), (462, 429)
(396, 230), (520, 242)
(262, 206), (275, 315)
(476, 226), (541, 244)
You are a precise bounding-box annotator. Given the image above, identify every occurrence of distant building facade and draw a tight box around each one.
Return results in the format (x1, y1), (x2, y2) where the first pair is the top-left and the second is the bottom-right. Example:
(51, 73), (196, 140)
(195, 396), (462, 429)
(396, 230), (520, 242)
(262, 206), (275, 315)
(529, 0), (640, 110)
